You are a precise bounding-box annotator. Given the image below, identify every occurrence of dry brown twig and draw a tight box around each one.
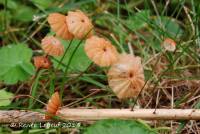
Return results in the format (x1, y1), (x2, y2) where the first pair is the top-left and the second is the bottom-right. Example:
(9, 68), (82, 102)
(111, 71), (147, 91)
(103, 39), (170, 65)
(1, 109), (200, 123)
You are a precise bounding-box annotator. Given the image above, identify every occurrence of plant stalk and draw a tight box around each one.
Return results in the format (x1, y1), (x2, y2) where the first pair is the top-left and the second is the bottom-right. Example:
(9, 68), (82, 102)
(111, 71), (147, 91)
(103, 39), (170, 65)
(0, 109), (200, 123)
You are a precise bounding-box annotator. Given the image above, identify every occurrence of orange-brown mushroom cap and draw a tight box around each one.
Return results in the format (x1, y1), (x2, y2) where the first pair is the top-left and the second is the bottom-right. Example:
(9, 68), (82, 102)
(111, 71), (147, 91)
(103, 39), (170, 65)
(84, 36), (119, 67)
(107, 54), (145, 99)
(162, 38), (176, 52)
(66, 10), (93, 39)
(48, 13), (73, 40)
(33, 56), (51, 69)
(41, 36), (64, 56)
(45, 92), (61, 120)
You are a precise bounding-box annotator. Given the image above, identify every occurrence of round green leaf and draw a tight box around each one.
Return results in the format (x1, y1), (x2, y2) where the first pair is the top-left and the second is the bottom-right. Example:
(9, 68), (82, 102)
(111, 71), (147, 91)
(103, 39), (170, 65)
(0, 89), (14, 106)
(84, 119), (157, 134)
(0, 44), (35, 84)
(52, 39), (92, 72)
(0, 0), (18, 10)
(126, 10), (150, 30)
(153, 16), (183, 38)
(31, 0), (53, 10)
(14, 6), (35, 22)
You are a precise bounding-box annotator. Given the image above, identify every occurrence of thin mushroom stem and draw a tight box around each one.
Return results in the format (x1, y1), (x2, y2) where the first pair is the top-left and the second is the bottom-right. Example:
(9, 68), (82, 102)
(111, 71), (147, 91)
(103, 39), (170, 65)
(131, 80), (148, 111)
(183, 6), (195, 36)
(153, 88), (160, 113)
(60, 28), (94, 99)
(13, 95), (47, 106)
(131, 51), (165, 110)
(62, 89), (100, 108)
(110, 33), (126, 53)
(128, 42), (134, 55)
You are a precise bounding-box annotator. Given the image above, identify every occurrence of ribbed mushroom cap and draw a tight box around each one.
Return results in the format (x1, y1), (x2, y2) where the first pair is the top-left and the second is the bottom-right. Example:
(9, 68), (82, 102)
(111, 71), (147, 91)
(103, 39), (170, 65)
(66, 10), (93, 39)
(84, 36), (119, 67)
(107, 54), (145, 99)
(41, 36), (64, 56)
(48, 13), (73, 40)
(162, 38), (176, 52)
(45, 92), (61, 119)
(33, 56), (51, 69)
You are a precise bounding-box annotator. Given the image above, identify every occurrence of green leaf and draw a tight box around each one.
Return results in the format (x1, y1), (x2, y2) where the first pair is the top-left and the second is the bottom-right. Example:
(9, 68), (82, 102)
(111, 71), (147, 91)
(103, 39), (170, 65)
(14, 6), (34, 22)
(84, 119), (157, 134)
(52, 39), (92, 72)
(0, 44), (35, 84)
(0, 89), (14, 106)
(31, 0), (53, 10)
(126, 10), (150, 30)
(0, 0), (18, 10)
(153, 16), (183, 38)
(150, 37), (162, 51)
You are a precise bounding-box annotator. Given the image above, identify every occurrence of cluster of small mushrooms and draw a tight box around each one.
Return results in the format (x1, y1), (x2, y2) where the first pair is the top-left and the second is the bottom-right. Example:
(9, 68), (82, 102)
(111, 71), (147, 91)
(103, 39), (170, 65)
(32, 10), (176, 119)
